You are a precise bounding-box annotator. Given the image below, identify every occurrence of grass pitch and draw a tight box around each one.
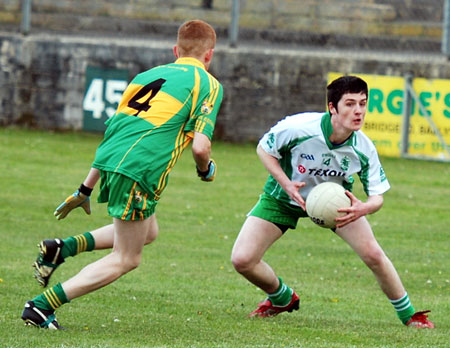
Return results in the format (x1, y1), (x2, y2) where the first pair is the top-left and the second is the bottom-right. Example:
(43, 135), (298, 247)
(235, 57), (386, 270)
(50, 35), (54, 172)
(0, 127), (449, 348)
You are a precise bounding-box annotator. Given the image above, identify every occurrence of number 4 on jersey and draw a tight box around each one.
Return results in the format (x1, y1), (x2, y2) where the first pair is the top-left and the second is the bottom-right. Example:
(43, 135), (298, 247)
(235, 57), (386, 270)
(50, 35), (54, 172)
(128, 78), (166, 116)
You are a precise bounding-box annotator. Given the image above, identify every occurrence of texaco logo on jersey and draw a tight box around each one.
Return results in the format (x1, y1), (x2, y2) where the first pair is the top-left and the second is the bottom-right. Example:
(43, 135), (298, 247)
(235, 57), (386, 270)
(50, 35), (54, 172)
(298, 165), (306, 173)
(297, 165), (346, 177)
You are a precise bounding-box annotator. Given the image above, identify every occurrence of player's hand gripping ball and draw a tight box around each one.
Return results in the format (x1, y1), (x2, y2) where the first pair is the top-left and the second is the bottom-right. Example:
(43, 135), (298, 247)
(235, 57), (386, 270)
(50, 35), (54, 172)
(305, 182), (351, 228)
(196, 159), (216, 182)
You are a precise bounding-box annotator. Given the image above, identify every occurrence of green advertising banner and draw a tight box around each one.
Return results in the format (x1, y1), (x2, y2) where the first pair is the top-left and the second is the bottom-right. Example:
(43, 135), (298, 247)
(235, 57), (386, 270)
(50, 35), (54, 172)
(83, 66), (129, 132)
(328, 72), (450, 159)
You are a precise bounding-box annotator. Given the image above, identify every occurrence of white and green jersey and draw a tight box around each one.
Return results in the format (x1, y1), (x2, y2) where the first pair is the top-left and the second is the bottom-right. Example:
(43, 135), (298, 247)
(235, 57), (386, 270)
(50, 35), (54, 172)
(259, 112), (390, 207)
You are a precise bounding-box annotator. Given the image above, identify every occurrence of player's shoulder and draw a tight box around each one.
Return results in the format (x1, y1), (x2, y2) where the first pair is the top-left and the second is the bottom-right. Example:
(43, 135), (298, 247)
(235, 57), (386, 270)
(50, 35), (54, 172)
(274, 112), (323, 131)
(353, 129), (378, 153)
(281, 111), (322, 124)
(196, 67), (223, 88)
(131, 65), (168, 84)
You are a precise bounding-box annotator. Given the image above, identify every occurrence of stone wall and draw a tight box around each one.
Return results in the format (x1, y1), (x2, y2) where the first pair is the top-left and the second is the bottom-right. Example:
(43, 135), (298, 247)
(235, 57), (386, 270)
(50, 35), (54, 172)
(1, 31), (449, 142)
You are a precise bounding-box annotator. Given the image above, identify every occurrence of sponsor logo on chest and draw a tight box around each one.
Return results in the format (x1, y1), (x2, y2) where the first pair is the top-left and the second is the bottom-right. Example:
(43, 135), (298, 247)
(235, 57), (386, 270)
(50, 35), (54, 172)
(297, 152), (350, 177)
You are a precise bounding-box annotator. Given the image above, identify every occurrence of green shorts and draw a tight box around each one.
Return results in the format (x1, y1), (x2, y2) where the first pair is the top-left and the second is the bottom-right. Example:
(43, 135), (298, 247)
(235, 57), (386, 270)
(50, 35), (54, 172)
(97, 171), (157, 221)
(248, 193), (308, 231)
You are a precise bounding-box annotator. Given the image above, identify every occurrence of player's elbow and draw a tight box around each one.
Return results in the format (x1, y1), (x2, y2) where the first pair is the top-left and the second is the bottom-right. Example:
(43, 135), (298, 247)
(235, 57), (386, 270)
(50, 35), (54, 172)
(192, 133), (211, 159)
(256, 144), (266, 157)
(367, 194), (384, 214)
(192, 142), (210, 159)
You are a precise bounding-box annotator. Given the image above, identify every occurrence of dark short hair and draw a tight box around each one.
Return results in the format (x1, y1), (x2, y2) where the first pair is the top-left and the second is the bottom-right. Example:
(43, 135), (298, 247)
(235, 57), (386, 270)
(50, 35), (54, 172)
(327, 76), (368, 110)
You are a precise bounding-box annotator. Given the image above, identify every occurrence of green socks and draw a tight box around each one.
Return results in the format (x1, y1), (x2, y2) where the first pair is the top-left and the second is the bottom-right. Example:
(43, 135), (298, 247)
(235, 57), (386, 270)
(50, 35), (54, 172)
(32, 282), (70, 311)
(268, 277), (293, 306)
(31, 232), (95, 312)
(61, 232), (95, 259)
(390, 293), (415, 324)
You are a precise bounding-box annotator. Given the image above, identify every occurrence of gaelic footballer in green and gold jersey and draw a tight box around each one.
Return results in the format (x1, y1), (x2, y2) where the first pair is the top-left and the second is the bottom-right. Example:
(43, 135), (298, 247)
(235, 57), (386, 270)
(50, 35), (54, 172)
(22, 20), (226, 331)
(93, 57), (223, 201)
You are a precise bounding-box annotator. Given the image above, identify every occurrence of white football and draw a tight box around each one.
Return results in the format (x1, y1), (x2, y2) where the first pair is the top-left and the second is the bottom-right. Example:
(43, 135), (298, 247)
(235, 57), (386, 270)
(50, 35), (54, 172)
(305, 182), (351, 229)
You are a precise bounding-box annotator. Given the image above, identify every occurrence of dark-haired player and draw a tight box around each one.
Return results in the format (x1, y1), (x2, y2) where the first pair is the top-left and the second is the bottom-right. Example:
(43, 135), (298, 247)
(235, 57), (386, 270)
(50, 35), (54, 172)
(231, 75), (433, 328)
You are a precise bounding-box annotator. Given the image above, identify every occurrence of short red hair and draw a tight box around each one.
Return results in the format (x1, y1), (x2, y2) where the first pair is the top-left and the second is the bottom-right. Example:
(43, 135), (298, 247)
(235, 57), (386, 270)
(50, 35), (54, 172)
(176, 20), (216, 58)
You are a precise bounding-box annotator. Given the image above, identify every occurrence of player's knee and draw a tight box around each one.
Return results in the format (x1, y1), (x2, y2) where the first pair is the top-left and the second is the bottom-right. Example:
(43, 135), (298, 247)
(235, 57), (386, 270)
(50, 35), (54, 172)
(145, 217), (159, 245)
(145, 228), (158, 245)
(116, 254), (142, 274)
(231, 251), (255, 274)
(361, 247), (386, 270)
(125, 257), (141, 272)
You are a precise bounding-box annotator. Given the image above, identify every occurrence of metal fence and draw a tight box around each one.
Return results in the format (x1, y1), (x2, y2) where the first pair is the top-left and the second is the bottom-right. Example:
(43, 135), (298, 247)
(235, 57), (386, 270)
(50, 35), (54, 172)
(402, 74), (450, 162)
(8, 0), (449, 56)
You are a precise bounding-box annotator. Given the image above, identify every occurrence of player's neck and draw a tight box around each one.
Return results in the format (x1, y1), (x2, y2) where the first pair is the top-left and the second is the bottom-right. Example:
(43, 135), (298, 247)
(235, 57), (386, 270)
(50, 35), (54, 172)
(329, 126), (353, 145)
(329, 115), (353, 145)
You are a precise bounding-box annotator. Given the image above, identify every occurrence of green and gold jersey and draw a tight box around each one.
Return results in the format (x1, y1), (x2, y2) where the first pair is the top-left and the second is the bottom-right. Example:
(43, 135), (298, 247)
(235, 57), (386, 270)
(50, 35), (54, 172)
(92, 57), (223, 200)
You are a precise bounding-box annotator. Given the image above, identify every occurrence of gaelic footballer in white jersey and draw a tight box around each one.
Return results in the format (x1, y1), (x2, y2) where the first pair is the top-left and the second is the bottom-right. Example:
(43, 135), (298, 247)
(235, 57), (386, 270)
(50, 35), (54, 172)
(259, 112), (390, 207)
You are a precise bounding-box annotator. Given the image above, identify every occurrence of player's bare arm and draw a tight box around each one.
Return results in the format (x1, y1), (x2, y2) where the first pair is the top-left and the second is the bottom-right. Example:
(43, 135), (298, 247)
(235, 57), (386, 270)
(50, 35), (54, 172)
(192, 132), (216, 182)
(336, 193), (383, 228)
(83, 167), (101, 189)
(192, 132), (211, 171)
(256, 145), (306, 209)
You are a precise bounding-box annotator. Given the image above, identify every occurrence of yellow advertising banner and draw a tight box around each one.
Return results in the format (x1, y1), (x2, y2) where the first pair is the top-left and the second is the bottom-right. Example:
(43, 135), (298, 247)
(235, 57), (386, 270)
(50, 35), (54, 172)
(328, 73), (450, 159)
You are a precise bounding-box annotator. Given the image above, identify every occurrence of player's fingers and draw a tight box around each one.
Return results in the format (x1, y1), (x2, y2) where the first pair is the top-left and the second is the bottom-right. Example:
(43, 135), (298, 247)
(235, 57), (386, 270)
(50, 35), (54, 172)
(336, 212), (359, 227)
(345, 191), (360, 204)
(294, 181), (306, 189)
(336, 217), (352, 228)
(54, 203), (67, 218)
(55, 208), (68, 220)
(81, 201), (91, 215)
(54, 201), (66, 212)
(294, 194), (306, 210)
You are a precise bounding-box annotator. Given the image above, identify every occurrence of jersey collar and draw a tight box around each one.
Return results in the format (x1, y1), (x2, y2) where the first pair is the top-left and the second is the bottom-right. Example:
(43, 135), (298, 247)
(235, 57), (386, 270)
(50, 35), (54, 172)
(320, 112), (355, 149)
(174, 57), (206, 70)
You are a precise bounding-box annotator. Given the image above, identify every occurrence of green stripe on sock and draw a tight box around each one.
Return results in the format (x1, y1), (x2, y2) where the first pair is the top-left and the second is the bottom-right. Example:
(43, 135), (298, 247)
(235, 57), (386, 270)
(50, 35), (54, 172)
(61, 232), (95, 258)
(390, 293), (415, 324)
(268, 277), (293, 306)
(32, 282), (70, 311)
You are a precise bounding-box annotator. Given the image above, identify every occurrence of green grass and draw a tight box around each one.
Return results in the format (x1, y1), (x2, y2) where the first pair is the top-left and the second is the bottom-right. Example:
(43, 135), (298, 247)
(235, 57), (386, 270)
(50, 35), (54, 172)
(0, 127), (449, 348)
